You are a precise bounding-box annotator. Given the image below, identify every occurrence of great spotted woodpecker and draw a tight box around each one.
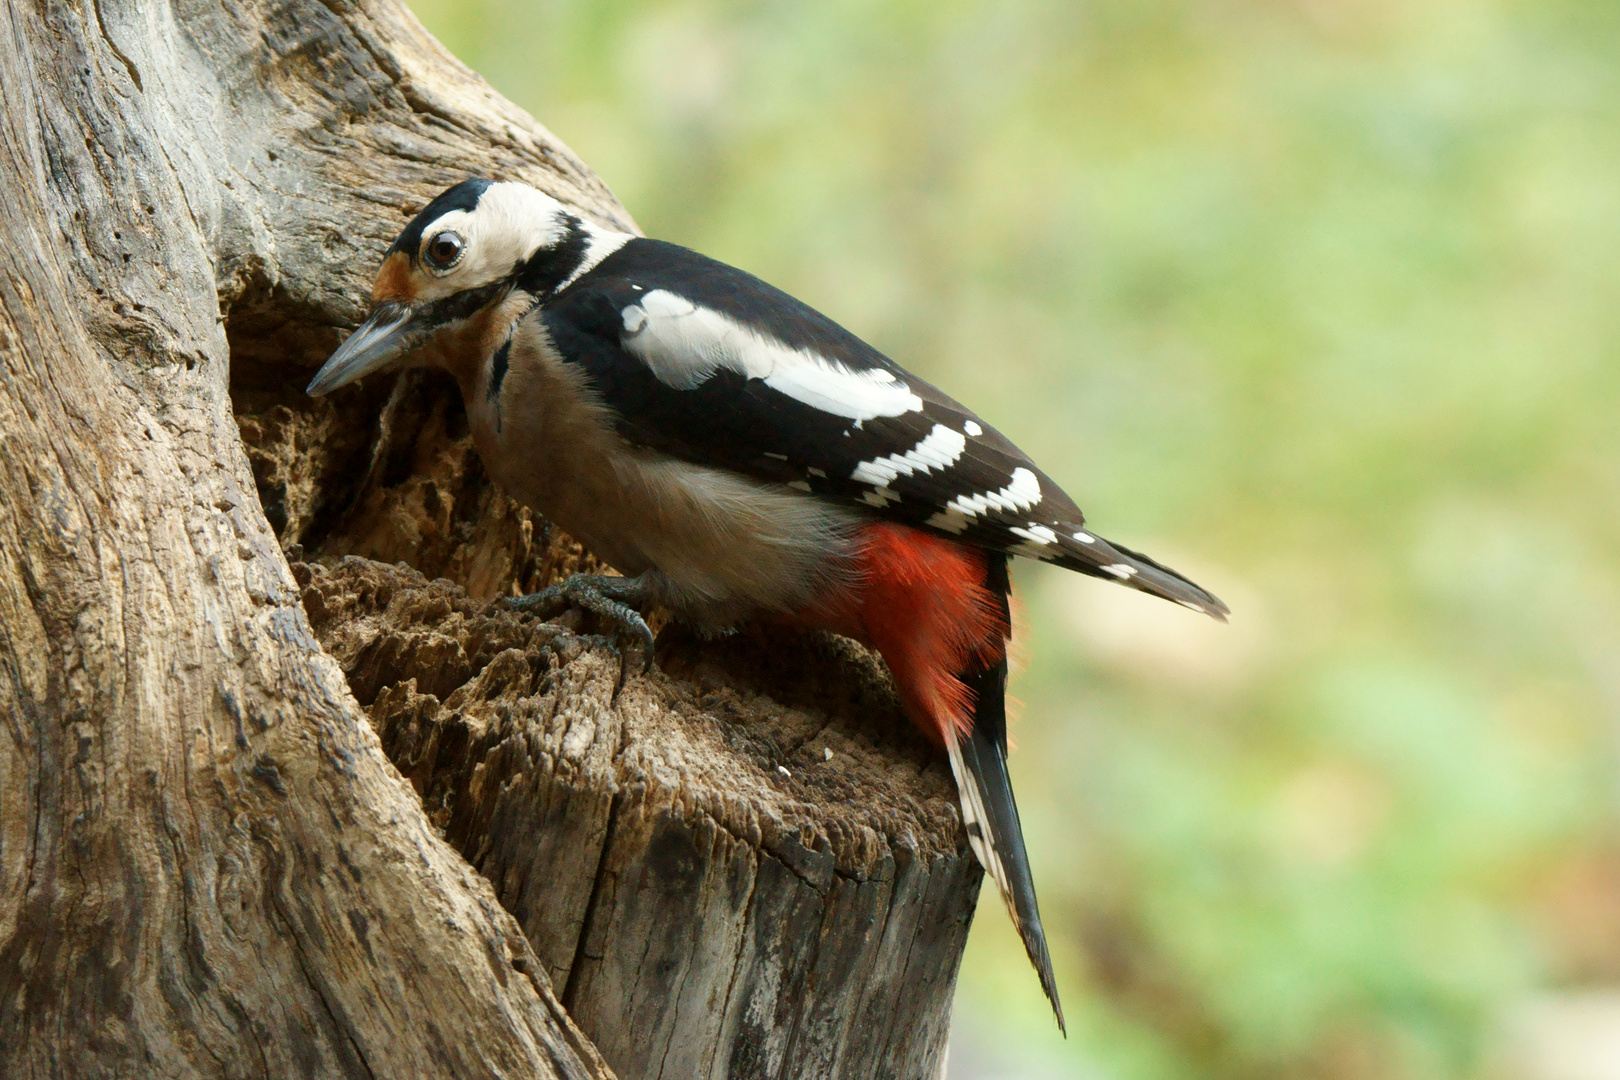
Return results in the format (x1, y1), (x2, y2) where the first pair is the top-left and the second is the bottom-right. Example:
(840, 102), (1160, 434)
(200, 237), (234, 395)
(308, 178), (1227, 1031)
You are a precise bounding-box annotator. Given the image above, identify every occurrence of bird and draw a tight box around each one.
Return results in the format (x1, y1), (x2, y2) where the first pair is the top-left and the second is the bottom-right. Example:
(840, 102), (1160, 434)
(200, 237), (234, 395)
(307, 177), (1227, 1032)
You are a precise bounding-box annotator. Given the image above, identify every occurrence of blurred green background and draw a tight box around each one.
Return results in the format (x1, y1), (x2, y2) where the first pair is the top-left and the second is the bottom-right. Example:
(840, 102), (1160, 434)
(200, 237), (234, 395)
(408, 1), (1620, 1076)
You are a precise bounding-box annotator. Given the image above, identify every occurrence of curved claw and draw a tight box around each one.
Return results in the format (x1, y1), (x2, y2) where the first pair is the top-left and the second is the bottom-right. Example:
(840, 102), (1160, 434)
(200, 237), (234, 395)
(507, 574), (656, 692)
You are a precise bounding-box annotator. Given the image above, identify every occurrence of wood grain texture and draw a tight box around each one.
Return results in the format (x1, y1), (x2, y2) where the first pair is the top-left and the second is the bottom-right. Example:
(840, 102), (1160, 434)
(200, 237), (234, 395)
(0, 0), (621, 1075)
(299, 556), (980, 1080)
(0, 0), (981, 1075)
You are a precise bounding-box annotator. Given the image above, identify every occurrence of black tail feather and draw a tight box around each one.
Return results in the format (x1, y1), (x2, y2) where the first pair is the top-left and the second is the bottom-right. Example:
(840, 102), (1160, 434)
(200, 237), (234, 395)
(948, 554), (1066, 1033)
(1050, 530), (1229, 622)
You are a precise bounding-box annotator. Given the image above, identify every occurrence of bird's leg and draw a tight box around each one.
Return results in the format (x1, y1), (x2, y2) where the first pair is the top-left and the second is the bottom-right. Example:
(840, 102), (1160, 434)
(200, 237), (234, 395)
(508, 573), (655, 689)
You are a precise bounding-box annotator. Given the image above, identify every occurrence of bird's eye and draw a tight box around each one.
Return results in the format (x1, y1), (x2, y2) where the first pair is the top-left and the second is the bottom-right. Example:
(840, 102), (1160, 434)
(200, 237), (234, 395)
(425, 231), (464, 269)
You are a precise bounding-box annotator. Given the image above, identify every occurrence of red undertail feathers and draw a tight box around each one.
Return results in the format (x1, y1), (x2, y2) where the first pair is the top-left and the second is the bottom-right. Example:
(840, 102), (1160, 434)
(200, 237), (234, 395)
(799, 522), (1008, 744)
(794, 523), (1065, 1031)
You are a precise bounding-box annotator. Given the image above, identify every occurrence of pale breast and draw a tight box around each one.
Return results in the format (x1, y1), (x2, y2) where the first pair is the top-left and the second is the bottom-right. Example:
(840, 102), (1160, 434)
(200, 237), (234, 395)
(462, 317), (863, 629)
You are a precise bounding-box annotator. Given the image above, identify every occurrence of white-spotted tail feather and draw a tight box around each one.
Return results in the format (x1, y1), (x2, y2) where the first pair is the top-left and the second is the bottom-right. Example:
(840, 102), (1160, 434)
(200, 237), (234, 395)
(947, 724), (1066, 1034)
(1046, 530), (1228, 621)
(946, 737), (1014, 917)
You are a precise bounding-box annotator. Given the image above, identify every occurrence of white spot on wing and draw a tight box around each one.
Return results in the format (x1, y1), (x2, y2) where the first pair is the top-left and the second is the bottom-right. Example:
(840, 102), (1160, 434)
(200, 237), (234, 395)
(861, 485), (901, 507)
(787, 480), (812, 492)
(1009, 523), (1058, 545)
(620, 289), (925, 418)
(850, 424), (967, 486)
(926, 508), (972, 534)
(945, 467), (1043, 520)
(964, 420), (983, 436)
(1103, 563), (1137, 578)
(1073, 531), (1095, 544)
(807, 467), (826, 478)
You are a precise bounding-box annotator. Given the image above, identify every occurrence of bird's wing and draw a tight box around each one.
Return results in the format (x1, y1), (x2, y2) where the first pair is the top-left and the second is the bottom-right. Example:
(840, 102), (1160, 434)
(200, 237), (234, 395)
(541, 238), (1226, 618)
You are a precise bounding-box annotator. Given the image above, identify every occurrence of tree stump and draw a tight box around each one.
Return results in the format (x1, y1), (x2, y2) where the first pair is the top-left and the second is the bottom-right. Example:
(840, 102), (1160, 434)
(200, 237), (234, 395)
(289, 555), (980, 1079)
(0, 0), (981, 1074)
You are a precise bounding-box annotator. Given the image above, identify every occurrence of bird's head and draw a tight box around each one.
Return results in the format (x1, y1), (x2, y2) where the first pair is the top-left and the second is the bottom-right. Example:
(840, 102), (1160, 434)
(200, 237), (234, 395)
(307, 178), (591, 396)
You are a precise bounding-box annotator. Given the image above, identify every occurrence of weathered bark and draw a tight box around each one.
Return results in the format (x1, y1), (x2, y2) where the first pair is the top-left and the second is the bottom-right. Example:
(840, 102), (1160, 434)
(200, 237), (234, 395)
(0, 0), (978, 1076)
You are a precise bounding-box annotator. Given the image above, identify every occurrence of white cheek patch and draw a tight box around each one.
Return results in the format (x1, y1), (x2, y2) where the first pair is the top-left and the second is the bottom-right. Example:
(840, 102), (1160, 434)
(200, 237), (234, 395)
(945, 467), (1043, 520)
(850, 424), (967, 486)
(620, 290), (925, 420)
(413, 183), (575, 300)
(473, 183), (573, 277)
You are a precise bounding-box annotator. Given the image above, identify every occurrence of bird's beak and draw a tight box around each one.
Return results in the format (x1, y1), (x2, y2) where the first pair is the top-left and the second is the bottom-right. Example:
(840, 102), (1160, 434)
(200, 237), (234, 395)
(306, 301), (423, 397)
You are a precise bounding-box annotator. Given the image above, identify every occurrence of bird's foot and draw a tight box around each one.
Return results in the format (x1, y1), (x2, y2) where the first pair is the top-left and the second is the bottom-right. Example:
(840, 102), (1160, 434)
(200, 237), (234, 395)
(508, 573), (655, 694)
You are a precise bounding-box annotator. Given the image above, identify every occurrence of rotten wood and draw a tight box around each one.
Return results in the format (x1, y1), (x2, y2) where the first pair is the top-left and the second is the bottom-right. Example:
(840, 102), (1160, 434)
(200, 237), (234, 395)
(296, 556), (979, 1078)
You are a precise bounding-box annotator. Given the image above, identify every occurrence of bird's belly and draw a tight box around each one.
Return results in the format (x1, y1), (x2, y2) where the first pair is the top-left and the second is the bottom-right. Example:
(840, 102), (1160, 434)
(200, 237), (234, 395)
(472, 379), (860, 628)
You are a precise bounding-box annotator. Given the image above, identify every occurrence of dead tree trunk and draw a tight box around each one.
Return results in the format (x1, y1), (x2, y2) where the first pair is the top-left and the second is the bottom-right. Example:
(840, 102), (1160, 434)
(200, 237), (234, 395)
(0, 1), (979, 1077)
(297, 559), (979, 1079)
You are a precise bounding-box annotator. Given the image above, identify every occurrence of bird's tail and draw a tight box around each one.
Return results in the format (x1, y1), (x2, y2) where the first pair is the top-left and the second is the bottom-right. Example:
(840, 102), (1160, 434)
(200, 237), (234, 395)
(799, 524), (1065, 1030)
(947, 553), (1065, 1034)
(1047, 528), (1229, 621)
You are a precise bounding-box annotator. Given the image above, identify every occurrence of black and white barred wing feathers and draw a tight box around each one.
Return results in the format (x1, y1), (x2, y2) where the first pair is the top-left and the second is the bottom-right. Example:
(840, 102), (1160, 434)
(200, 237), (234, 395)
(542, 238), (1227, 620)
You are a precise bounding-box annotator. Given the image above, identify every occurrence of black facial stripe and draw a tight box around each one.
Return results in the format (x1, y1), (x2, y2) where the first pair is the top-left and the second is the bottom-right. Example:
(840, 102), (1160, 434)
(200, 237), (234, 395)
(388, 177), (493, 263)
(486, 338), (511, 403)
(423, 277), (510, 327)
(514, 213), (590, 298)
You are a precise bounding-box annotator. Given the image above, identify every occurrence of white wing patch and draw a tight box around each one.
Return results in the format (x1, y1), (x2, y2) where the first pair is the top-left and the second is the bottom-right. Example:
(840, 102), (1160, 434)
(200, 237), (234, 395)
(620, 289), (924, 419)
(945, 467), (1043, 520)
(850, 424), (967, 486)
(1009, 523), (1058, 545)
(1009, 524), (1062, 562)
